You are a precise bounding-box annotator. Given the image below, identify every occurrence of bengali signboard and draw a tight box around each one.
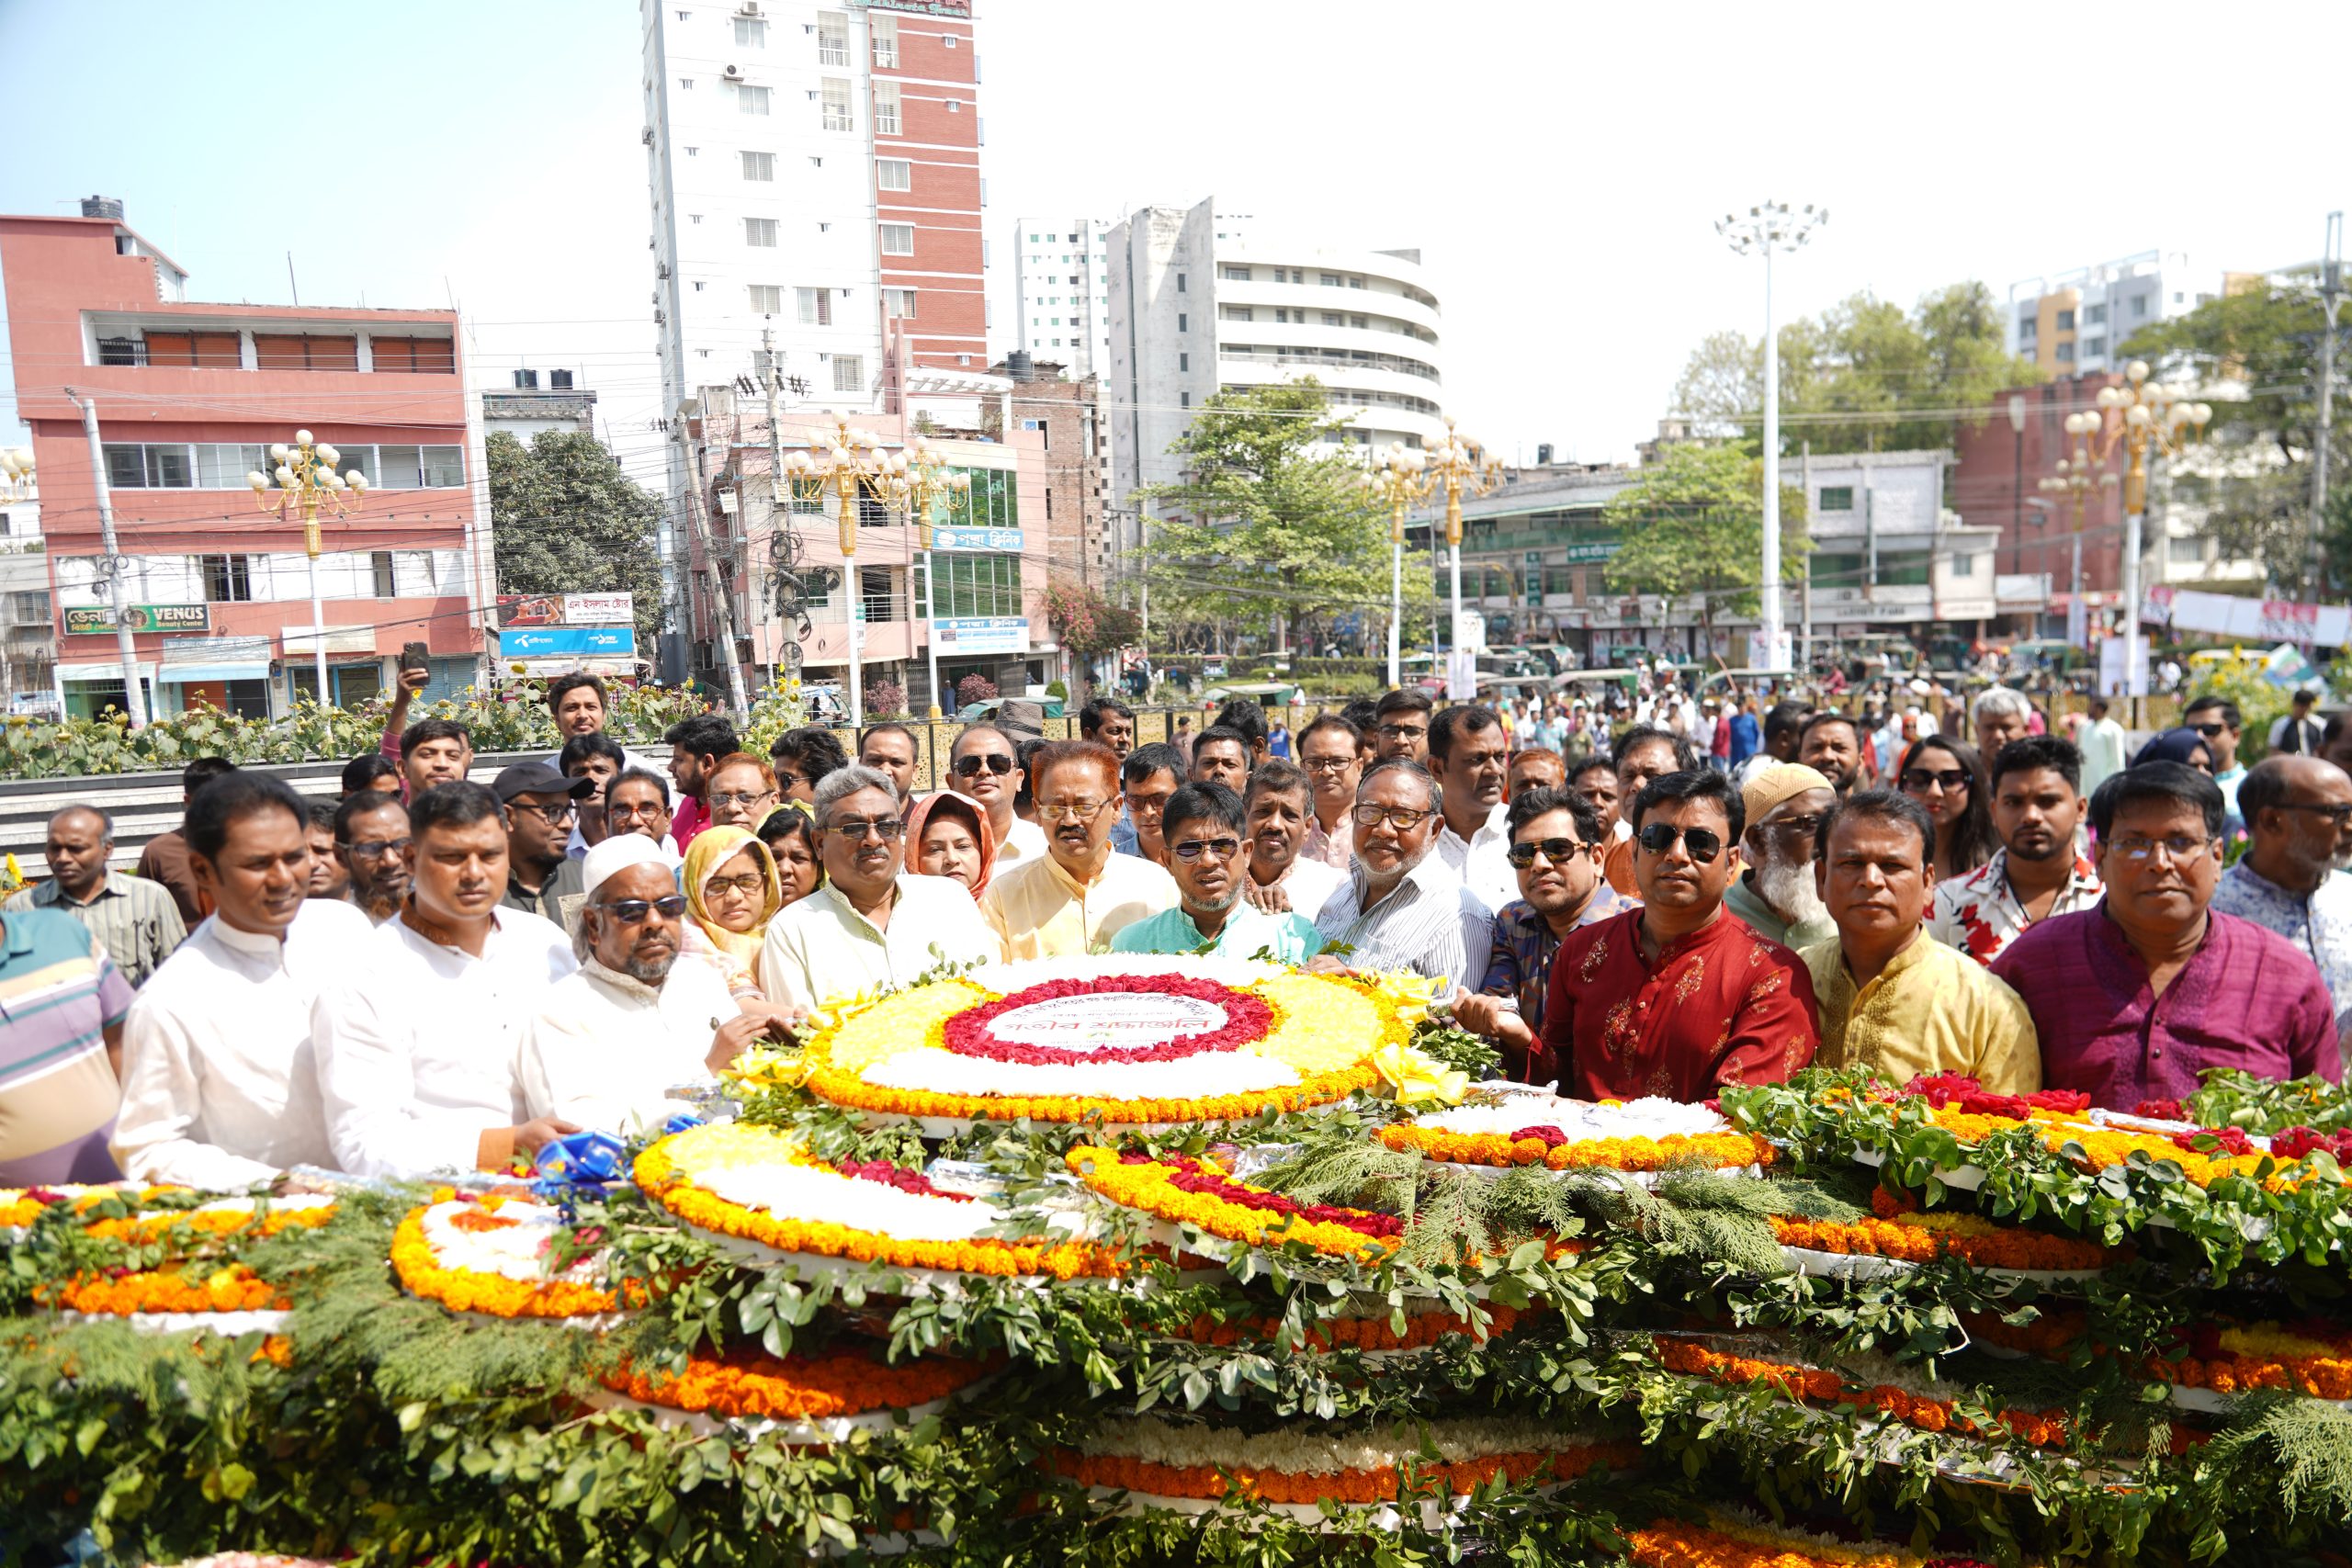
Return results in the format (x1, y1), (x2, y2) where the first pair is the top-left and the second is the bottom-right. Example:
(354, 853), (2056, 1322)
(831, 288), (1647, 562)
(498, 626), (639, 659)
(62, 604), (210, 636)
(932, 526), (1023, 552)
(932, 616), (1028, 656)
(2143, 584), (2352, 649)
(495, 592), (637, 628)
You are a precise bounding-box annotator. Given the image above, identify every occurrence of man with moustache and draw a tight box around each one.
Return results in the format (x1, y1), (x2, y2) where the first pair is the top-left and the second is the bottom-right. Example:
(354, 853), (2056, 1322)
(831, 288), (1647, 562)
(1928, 737), (2102, 966)
(1797, 711), (1865, 798)
(1113, 783), (1323, 961)
(1723, 763), (1838, 949)
(2211, 753), (2352, 1024)
(312, 782), (579, 1179)
(1428, 705), (1518, 911)
(983, 740), (1177, 959)
(947, 724), (1049, 868)
(1240, 761), (1347, 920)
(1309, 759), (1492, 983)
(1296, 716), (1365, 871)
(332, 791), (413, 925)
(1114, 743), (1185, 867)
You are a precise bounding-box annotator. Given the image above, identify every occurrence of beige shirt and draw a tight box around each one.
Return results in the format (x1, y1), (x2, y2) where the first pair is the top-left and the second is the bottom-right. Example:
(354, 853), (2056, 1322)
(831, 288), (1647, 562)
(980, 849), (1179, 960)
(759, 873), (1001, 1013)
(1800, 930), (2041, 1094)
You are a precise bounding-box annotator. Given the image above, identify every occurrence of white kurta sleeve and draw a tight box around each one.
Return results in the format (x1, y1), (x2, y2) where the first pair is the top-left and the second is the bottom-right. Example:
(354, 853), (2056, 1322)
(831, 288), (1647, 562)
(312, 980), (494, 1179)
(112, 999), (280, 1190)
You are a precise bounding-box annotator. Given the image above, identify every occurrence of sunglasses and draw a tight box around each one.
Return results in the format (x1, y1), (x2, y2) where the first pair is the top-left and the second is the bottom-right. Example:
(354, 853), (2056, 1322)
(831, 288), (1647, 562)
(1505, 837), (1589, 869)
(1900, 768), (1972, 793)
(1171, 836), (1242, 862)
(704, 873), (766, 897)
(2188, 723), (2228, 739)
(596, 895), (687, 923)
(1635, 822), (1725, 863)
(1351, 803), (1435, 831)
(954, 752), (1015, 777)
(827, 816), (906, 842)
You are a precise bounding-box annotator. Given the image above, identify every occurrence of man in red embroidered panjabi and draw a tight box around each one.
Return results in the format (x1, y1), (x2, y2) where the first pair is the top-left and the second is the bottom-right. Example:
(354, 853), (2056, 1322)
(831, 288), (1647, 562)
(1538, 768), (1819, 1101)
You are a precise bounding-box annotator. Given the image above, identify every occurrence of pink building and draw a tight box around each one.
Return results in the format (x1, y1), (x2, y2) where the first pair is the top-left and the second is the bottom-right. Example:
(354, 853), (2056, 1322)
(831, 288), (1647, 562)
(0, 199), (490, 718)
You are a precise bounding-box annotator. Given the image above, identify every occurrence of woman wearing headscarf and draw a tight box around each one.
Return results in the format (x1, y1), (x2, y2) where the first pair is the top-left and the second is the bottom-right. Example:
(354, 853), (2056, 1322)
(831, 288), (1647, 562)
(681, 825), (790, 1009)
(2132, 727), (2216, 774)
(903, 790), (996, 899)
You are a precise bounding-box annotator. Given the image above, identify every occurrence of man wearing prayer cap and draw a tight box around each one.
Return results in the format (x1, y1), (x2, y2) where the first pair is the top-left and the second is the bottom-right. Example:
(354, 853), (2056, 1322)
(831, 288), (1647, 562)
(514, 834), (767, 1138)
(1722, 761), (1838, 948)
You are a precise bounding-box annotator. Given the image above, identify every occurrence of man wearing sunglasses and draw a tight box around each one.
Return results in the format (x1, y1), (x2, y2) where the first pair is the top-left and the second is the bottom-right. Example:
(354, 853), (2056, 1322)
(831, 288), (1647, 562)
(492, 761), (592, 926)
(516, 834), (759, 1136)
(314, 782), (581, 1179)
(2179, 695), (2246, 824)
(983, 740), (1176, 960)
(1537, 768), (1819, 1101)
(759, 764), (999, 1013)
(947, 724), (1049, 869)
(1308, 759), (1493, 983)
(2211, 754), (2352, 1025)
(1112, 783), (1323, 962)
(1453, 786), (1634, 1075)
(1723, 762), (1837, 950)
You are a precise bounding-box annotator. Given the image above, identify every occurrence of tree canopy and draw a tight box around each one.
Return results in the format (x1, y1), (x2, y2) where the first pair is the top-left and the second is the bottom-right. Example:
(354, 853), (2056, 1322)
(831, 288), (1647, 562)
(1602, 443), (1808, 628)
(486, 430), (667, 647)
(1140, 378), (1431, 649)
(1672, 281), (2040, 455)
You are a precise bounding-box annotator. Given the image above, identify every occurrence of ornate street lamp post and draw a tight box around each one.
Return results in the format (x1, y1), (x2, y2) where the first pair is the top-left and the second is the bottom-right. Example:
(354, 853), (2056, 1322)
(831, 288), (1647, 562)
(1424, 420), (1500, 695)
(2038, 412), (2119, 647)
(2075, 362), (2212, 693)
(248, 430), (368, 704)
(886, 434), (971, 718)
(1363, 442), (1430, 689)
(780, 417), (889, 722)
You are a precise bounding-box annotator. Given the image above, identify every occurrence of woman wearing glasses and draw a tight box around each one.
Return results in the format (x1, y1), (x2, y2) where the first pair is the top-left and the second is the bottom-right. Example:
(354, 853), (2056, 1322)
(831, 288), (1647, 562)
(1896, 736), (1996, 879)
(680, 825), (788, 1003)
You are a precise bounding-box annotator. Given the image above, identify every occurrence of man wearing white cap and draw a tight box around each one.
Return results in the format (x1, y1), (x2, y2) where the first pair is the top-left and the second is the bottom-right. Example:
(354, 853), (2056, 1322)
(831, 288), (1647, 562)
(312, 781), (579, 1179)
(1723, 762), (1838, 949)
(514, 835), (759, 1137)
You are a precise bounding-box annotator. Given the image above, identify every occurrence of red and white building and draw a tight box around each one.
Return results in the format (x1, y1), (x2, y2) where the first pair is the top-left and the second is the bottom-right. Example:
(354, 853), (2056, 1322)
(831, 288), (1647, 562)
(0, 201), (492, 719)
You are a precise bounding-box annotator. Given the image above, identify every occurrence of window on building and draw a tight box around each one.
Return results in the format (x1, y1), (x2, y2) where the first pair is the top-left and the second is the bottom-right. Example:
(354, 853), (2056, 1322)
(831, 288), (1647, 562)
(870, 13), (899, 65)
(879, 222), (914, 254)
(1817, 485), (1854, 512)
(200, 554), (254, 603)
(1221, 265), (1250, 281)
(195, 444), (270, 489)
(1320, 273), (1342, 288)
(832, 355), (864, 392)
(933, 551), (1023, 617)
(2056, 343), (2075, 363)
(1951, 554), (1976, 577)
(2086, 303), (2107, 325)
(1349, 276), (1364, 288)
(874, 80), (901, 134)
(679, 77), (694, 89)
(372, 336), (456, 374)
(2132, 293), (2150, 319)
(883, 288), (917, 318)
(375, 446), (464, 490)
(745, 217), (778, 246)
(1351, 314), (1367, 329)
(1177, 312), (1187, 332)
(252, 333), (358, 371)
(370, 550), (396, 598)
(1320, 311), (1341, 326)
(2055, 309), (2075, 331)
(748, 284), (783, 314)
(735, 83), (770, 114)
(820, 78), (853, 130)
(876, 157), (910, 190)
(2168, 535), (2206, 564)
(2018, 315), (2037, 338)
(741, 150), (775, 180)
(1178, 352), (1188, 371)
(816, 10), (849, 64)
(1175, 272), (1186, 293)
(2085, 336), (2107, 357)
(1221, 306), (1253, 322)
(797, 286), (832, 325)
(142, 330), (242, 368)
(733, 15), (765, 45)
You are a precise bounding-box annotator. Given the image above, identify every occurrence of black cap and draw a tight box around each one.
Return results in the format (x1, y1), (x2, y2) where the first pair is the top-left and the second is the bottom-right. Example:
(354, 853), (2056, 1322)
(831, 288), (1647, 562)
(492, 761), (594, 803)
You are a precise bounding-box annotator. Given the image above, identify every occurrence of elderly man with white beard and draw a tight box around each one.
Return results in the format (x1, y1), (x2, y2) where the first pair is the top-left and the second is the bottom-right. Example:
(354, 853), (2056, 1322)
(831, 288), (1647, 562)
(1721, 762), (1838, 950)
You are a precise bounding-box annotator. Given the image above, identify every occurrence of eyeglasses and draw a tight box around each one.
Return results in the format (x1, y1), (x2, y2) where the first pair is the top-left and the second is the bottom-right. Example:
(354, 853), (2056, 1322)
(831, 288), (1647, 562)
(1171, 836), (1243, 861)
(1375, 723), (1426, 740)
(508, 799), (579, 823)
(340, 836), (411, 862)
(1899, 768), (1972, 794)
(2109, 833), (2214, 863)
(705, 873), (766, 897)
(953, 753), (1015, 777)
(1505, 837), (1589, 869)
(709, 789), (777, 807)
(1039, 798), (1112, 823)
(1635, 821), (1726, 863)
(1301, 755), (1356, 773)
(1350, 803), (1435, 831)
(1762, 813), (1824, 842)
(773, 770), (806, 790)
(609, 799), (669, 821)
(2277, 802), (2352, 826)
(596, 895), (687, 923)
(2188, 723), (2229, 739)
(826, 816), (906, 842)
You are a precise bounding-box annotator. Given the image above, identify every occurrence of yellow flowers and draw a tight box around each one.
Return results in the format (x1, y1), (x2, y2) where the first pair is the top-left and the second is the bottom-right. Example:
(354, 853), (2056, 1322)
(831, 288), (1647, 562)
(1368, 1042), (1468, 1108)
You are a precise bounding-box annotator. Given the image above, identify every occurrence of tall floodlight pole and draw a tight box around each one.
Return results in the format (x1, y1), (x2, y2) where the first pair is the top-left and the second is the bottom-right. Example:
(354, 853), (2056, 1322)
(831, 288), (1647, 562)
(1716, 201), (1826, 671)
(1363, 442), (1430, 688)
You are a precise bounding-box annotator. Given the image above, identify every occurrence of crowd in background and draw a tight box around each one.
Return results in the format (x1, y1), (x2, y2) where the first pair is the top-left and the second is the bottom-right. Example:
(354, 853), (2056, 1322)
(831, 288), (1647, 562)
(3, 663), (2347, 1197)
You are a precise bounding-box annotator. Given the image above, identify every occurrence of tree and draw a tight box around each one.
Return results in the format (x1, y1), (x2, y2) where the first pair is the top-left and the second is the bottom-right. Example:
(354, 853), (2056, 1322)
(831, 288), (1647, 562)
(1140, 379), (1431, 650)
(1038, 582), (1141, 707)
(486, 430), (667, 648)
(1602, 443), (1808, 636)
(1669, 282), (2041, 456)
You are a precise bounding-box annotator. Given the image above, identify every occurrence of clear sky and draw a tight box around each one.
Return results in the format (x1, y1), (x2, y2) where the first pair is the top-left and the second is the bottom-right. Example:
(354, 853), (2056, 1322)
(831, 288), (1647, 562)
(2, 0), (2345, 481)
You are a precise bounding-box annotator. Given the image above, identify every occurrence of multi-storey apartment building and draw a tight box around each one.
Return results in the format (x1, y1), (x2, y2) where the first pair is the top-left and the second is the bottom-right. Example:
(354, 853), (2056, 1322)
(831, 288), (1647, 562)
(1011, 217), (1113, 376)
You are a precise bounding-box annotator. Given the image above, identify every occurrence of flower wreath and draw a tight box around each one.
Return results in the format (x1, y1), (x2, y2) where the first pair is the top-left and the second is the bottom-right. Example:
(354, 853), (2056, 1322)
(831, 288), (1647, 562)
(1770, 1188), (2115, 1274)
(1627, 1513), (2000, 1568)
(1650, 1335), (2069, 1449)
(602, 1344), (1001, 1425)
(392, 1192), (620, 1320)
(1065, 1144), (1400, 1263)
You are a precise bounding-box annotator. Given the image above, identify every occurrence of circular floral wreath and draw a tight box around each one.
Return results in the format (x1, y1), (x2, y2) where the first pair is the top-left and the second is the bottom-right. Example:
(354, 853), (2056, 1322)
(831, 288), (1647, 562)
(939, 974), (1272, 1067)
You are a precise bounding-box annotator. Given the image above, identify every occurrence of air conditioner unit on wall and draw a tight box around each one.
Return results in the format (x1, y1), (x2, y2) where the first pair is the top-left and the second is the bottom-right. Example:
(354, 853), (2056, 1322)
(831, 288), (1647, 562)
(738, 1), (763, 15)
(723, 63), (742, 80)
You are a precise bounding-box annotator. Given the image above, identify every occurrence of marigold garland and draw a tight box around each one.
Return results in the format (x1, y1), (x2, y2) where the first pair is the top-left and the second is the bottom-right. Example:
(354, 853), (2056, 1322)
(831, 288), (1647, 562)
(1047, 1436), (1638, 1505)
(1771, 1193), (2112, 1273)
(1376, 1122), (1772, 1174)
(1064, 1145), (1397, 1262)
(81, 1200), (334, 1247)
(1650, 1336), (2069, 1448)
(391, 1205), (620, 1319)
(1173, 1303), (1537, 1354)
(43, 1264), (285, 1315)
(638, 1124), (1125, 1280)
(604, 1345), (1001, 1421)
(1626, 1515), (1998, 1568)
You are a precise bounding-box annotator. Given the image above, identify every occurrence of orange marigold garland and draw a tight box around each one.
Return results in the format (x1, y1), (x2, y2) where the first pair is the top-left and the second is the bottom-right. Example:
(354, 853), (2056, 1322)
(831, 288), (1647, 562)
(1065, 1144), (1400, 1263)
(602, 1344), (1001, 1427)
(1173, 1303), (1540, 1355)
(44, 1263), (286, 1315)
(1651, 1335), (2070, 1449)
(391, 1196), (620, 1320)
(1770, 1189), (2114, 1274)
(1626, 1514), (2001, 1568)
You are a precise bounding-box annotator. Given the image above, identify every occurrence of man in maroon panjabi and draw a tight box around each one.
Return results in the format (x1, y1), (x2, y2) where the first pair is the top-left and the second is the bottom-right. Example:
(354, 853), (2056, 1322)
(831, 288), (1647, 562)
(1540, 768), (1820, 1101)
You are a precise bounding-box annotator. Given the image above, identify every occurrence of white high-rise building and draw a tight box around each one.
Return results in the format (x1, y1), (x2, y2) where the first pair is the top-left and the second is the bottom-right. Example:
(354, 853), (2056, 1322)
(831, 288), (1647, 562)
(2004, 250), (2223, 378)
(1010, 217), (1112, 375)
(1104, 197), (1443, 506)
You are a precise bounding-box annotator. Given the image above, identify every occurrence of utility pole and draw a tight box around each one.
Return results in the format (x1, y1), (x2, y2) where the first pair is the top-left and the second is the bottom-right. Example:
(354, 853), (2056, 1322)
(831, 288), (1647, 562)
(1799, 442), (1813, 667)
(677, 400), (750, 717)
(761, 327), (795, 696)
(2312, 210), (2344, 599)
(66, 390), (146, 728)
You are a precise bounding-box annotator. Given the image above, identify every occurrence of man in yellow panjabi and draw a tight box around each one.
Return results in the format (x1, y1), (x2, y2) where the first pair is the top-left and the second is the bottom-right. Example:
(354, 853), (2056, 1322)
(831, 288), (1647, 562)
(980, 740), (1177, 959)
(1800, 788), (2040, 1093)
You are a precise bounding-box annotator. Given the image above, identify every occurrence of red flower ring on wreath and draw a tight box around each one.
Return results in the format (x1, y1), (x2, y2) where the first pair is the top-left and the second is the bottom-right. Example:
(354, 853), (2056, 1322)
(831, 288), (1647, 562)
(940, 975), (1274, 1067)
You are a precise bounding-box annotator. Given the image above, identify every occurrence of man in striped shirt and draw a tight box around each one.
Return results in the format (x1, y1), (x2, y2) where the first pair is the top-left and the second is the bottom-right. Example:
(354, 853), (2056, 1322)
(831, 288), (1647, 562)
(0, 904), (134, 1183)
(1310, 759), (1494, 986)
(5, 806), (187, 987)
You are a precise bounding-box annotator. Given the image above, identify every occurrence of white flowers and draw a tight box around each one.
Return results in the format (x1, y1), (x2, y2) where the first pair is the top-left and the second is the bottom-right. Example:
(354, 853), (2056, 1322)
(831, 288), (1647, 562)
(860, 1048), (1299, 1100)
(961, 954), (1282, 995)
(420, 1200), (592, 1282)
(1083, 1416), (1606, 1473)
(696, 1163), (1008, 1244)
(1413, 1093), (1730, 1144)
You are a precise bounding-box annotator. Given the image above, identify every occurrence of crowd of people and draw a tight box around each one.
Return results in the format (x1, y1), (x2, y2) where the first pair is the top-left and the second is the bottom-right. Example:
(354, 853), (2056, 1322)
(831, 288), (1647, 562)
(2, 668), (2346, 1195)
